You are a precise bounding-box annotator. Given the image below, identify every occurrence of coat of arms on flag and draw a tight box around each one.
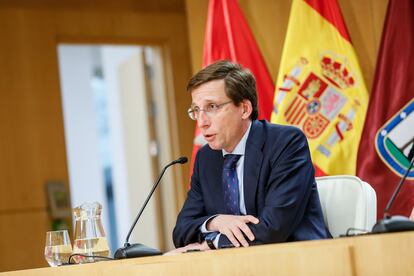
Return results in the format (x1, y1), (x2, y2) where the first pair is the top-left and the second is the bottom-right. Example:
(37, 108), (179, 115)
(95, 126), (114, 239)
(274, 52), (361, 159)
(375, 99), (414, 179)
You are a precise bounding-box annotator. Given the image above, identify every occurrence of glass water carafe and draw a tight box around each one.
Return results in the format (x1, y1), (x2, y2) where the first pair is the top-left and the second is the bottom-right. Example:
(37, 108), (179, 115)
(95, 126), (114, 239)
(72, 202), (110, 263)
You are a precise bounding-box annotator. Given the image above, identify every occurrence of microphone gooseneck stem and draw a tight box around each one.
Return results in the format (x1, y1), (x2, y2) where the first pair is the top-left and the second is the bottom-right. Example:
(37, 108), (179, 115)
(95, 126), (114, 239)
(124, 160), (177, 246)
(383, 151), (414, 218)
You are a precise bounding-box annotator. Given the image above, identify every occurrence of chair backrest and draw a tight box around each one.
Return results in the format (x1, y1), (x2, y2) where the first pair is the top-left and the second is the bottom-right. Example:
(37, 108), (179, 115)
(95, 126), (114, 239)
(316, 175), (377, 237)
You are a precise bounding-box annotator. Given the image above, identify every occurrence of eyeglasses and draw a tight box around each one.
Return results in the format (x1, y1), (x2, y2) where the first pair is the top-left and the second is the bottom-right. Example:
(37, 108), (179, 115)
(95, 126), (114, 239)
(187, 100), (232, 120)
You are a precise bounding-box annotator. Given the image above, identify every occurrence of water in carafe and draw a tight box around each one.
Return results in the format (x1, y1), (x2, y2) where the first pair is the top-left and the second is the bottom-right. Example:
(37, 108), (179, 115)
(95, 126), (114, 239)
(72, 202), (110, 263)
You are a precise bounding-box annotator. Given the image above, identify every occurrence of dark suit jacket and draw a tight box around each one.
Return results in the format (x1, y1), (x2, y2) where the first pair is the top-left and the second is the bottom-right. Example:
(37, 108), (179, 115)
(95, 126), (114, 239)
(173, 120), (330, 248)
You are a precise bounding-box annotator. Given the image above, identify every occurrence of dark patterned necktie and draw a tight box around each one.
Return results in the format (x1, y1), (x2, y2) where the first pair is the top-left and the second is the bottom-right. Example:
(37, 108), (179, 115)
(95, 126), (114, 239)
(223, 154), (242, 215)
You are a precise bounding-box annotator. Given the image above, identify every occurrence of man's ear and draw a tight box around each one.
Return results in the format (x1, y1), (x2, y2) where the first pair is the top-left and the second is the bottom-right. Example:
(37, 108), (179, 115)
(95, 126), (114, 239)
(241, 99), (253, 120)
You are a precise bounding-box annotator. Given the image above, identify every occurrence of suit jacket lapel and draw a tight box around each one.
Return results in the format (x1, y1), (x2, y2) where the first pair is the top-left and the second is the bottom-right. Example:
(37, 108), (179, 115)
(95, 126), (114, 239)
(244, 120), (265, 216)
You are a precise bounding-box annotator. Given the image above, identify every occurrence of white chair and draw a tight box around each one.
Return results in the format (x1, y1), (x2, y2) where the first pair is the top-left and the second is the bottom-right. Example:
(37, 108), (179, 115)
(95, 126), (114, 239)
(316, 175), (377, 238)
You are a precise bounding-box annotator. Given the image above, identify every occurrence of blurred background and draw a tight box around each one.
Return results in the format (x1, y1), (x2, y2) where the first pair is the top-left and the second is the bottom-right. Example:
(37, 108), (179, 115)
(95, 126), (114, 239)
(0, 0), (388, 272)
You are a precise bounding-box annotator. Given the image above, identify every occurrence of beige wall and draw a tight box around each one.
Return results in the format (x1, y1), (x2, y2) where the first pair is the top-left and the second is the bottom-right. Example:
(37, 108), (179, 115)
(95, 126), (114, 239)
(0, 1), (192, 272)
(185, 0), (388, 93)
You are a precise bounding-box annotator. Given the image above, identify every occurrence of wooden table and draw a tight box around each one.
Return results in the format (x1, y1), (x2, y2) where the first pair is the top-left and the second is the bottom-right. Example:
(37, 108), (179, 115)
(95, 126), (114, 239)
(2, 232), (414, 276)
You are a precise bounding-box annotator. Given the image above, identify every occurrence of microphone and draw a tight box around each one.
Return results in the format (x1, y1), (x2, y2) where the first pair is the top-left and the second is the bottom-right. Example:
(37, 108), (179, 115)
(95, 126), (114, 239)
(372, 145), (414, 233)
(114, 156), (188, 259)
(171, 156), (188, 165)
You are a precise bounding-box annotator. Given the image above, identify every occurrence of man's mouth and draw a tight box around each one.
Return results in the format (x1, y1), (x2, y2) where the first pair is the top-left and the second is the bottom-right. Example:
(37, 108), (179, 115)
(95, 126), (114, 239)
(204, 134), (216, 142)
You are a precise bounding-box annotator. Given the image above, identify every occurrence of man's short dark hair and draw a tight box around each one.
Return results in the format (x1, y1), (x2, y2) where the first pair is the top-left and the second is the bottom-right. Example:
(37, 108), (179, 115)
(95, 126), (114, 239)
(187, 60), (259, 120)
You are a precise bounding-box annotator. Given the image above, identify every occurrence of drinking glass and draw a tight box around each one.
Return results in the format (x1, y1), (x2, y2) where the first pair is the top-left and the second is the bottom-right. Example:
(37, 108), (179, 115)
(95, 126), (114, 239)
(44, 230), (72, 267)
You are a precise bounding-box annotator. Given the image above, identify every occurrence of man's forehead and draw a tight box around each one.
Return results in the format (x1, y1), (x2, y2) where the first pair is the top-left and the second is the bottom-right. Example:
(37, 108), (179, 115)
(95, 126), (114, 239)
(191, 79), (225, 92)
(191, 80), (228, 104)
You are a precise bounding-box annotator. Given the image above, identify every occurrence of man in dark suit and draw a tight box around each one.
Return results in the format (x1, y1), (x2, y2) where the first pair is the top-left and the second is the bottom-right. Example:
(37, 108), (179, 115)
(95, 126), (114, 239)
(172, 60), (329, 252)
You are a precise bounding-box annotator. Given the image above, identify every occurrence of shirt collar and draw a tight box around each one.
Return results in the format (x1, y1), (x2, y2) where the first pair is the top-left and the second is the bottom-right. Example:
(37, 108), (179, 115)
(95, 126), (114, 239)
(222, 121), (252, 156)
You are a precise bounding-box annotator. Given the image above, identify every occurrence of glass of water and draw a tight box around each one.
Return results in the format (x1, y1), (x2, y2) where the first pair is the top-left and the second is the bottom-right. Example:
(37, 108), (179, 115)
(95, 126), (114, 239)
(44, 230), (72, 267)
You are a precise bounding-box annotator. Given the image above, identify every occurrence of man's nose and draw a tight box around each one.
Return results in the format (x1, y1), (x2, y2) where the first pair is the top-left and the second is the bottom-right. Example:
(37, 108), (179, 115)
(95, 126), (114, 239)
(197, 110), (210, 128)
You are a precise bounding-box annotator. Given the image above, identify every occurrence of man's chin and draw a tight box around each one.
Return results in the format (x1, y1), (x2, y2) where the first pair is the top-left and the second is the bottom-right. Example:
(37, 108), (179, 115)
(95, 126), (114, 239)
(207, 142), (222, 151)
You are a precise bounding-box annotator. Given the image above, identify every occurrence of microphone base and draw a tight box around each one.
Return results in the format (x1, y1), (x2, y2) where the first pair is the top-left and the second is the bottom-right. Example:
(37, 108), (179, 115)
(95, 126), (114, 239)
(372, 215), (414, 234)
(114, 243), (162, 259)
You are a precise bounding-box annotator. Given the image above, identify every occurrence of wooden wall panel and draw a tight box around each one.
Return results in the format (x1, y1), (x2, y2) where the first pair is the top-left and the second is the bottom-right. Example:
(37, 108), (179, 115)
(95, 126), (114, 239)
(0, 211), (50, 272)
(184, 0), (209, 72)
(0, 2), (192, 272)
(0, 9), (69, 212)
(338, 0), (388, 91)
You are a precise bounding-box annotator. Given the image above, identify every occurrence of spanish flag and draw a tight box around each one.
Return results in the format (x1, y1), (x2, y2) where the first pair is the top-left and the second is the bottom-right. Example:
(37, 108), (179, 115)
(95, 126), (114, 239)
(271, 0), (369, 176)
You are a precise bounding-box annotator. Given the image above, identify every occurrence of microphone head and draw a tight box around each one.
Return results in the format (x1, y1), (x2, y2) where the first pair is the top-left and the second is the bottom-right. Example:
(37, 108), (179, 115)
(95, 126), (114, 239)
(176, 156), (188, 164)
